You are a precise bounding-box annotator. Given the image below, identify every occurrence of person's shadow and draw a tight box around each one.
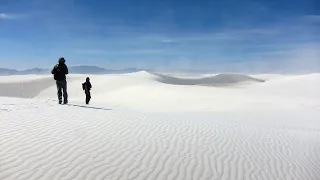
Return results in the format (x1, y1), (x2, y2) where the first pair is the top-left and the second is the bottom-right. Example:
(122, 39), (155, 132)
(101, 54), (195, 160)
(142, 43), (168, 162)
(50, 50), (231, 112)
(67, 104), (112, 110)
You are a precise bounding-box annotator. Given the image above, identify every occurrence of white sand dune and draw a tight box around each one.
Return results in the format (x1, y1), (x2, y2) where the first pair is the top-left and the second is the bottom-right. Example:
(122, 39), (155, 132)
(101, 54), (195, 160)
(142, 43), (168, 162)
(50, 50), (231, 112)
(0, 71), (320, 180)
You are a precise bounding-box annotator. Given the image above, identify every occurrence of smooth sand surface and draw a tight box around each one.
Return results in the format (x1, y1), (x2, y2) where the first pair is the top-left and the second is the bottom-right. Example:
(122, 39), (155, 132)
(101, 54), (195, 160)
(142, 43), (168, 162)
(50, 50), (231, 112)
(0, 72), (319, 180)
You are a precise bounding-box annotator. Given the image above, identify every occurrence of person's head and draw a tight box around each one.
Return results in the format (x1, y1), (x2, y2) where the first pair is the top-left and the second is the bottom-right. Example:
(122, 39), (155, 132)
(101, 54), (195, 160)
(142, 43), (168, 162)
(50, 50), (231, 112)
(86, 77), (90, 82)
(58, 57), (65, 64)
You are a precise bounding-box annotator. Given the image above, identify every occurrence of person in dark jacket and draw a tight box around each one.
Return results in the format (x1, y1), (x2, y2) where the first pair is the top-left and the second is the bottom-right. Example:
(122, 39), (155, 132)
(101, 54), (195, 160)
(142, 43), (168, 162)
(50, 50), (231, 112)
(51, 57), (69, 104)
(82, 77), (92, 104)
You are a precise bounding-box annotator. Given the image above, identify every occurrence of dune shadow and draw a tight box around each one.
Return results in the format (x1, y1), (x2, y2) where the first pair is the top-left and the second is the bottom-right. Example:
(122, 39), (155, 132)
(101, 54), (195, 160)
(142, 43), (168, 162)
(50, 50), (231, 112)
(150, 72), (266, 87)
(67, 104), (112, 110)
(0, 77), (81, 98)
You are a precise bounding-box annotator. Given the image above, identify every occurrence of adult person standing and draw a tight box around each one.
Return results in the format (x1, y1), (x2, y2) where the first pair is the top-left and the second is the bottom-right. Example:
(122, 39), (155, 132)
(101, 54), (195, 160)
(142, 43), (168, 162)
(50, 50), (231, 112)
(51, 57), (69, 104)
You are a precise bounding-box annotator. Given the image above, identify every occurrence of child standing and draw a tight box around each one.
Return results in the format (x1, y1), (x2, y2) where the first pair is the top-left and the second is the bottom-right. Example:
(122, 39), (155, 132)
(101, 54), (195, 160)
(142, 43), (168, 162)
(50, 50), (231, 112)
(82, 77), (92, 104)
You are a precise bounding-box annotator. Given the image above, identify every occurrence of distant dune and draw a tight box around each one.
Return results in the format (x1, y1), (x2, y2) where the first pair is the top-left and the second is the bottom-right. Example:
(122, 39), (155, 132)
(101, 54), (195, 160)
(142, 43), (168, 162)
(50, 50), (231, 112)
(0, 66), (148, 75)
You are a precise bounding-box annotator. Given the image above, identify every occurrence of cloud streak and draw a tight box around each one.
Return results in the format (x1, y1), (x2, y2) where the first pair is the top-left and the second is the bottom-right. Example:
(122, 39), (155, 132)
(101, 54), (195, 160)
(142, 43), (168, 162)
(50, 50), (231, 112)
(0, 13), (9, 19)
(75, 49), (164, 55)
(74, 49), (110, 55)
(0, 13), (27, 20)
(303, 15), (320, 23)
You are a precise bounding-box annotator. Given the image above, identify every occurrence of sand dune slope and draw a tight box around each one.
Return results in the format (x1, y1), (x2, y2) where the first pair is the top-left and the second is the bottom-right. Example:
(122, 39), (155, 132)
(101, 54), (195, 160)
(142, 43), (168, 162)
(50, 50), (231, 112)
(0, 72), (320, 180)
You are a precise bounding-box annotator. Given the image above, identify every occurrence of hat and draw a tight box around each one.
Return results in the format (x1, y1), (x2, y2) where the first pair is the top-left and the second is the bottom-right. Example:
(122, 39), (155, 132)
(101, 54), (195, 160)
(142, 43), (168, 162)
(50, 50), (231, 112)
(58, 57), (65, 63)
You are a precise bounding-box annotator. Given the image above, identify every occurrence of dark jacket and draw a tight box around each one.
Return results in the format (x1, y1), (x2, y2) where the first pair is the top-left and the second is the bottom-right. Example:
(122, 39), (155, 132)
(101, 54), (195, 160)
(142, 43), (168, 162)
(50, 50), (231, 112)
(52, 63), (68, 81)
(82, 81), (92, 91)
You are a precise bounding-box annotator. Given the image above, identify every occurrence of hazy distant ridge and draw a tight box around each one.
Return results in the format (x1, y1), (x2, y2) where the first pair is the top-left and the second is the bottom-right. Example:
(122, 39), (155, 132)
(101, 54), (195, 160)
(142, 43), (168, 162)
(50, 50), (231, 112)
(0, 66), (147, 75)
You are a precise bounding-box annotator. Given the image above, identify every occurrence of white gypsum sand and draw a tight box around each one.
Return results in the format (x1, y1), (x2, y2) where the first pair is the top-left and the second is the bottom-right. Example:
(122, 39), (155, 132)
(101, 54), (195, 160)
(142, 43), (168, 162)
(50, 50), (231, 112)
(0, 72), (319, 180)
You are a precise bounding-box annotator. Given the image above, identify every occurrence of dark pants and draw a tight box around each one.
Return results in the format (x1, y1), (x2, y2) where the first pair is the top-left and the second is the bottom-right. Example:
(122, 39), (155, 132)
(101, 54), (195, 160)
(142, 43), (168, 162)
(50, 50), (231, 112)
(85, 90), (91, 104)
(56, 80), (68, 104)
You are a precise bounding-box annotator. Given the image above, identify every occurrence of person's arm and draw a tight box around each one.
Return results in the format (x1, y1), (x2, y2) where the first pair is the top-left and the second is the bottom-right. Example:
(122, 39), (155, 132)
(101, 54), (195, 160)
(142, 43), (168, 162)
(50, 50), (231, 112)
(51, 66), (56, 74)
(65, 64), (69, 74)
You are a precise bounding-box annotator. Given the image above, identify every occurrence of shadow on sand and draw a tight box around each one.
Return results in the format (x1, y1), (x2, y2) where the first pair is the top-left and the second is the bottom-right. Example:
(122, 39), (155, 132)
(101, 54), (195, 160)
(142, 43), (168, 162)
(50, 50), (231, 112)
(67, 104), (112, 110)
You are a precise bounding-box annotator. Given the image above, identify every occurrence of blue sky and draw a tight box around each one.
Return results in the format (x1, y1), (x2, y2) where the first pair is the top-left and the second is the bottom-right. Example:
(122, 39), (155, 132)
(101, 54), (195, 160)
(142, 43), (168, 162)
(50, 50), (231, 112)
(0, 0), (319, 72)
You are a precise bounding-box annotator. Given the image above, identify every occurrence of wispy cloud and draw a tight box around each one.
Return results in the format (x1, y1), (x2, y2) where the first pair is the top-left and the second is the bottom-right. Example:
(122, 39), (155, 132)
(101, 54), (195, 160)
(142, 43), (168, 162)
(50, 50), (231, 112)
(124, 49), (163, 55)
(160, 27), (281, 43)
(161, 39), (176, 43)
(0, 13), (27, 20)
(0, 13), (9, 19)
(74, 49), (163, 55)
(303, 15), (320, 23)
(74, 49), (110, 55)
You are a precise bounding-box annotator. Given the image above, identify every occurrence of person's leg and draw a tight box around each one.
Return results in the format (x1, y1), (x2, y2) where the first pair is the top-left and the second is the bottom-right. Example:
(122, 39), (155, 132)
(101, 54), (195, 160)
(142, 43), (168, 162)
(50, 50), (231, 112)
(88, 91), (91, 104)
(56, 81), (62, 104)
(85, 91), (91, 104)
(85, 91), (88, 104)
(62, 80), (68, 104)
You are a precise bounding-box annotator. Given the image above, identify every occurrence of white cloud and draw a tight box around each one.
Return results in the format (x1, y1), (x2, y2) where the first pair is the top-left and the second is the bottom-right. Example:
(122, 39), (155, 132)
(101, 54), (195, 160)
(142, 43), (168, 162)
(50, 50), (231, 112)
(168, 27), (280, 43)
(0, 13), (9, 19)
(304, 15), (320, 23)
(161, 39), (176, 43)
(0, 13), (28, 20)
(74, 49), (109, 55)
(125, 49), (163, 55)
(0, 13), (24, 20)
(74, 49), (163, 55)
